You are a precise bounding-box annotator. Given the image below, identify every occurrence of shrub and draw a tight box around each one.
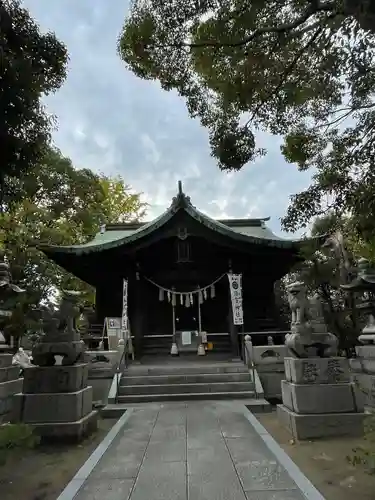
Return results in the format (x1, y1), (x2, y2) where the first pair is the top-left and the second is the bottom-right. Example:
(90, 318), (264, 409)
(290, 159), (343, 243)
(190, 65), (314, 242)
(0, 423), (40, 465)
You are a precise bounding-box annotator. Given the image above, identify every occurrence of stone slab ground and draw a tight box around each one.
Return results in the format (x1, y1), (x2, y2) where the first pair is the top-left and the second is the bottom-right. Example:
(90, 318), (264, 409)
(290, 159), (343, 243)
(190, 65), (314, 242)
(57, 402), (326, 500)
(257, 410), (375, 500)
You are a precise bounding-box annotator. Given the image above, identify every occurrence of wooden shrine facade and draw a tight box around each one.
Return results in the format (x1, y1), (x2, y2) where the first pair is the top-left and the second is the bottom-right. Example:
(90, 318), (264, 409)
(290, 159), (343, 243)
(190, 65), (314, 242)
(38, 181), (313, 358)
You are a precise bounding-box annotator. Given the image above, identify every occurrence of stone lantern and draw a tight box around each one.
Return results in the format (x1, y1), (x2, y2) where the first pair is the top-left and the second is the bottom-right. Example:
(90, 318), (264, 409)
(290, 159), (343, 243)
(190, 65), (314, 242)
(341, 257), (375, 344)
(341, 257), (375, 410)
(0, 253), (24, 421)
(0, 252), (25, 350)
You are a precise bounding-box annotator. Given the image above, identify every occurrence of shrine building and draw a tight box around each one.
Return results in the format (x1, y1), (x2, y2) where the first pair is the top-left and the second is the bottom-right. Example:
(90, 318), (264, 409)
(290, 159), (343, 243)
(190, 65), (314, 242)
(38, 181), (313, 359)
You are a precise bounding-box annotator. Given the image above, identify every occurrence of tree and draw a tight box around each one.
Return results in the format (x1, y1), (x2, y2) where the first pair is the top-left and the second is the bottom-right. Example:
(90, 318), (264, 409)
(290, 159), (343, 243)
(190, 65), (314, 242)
(99, 176), (147, 223)
(119, 1), (375, 236)
(0, 147), (147, 342)
(279, 213), (375, 356)
(0, 0), (68, 209)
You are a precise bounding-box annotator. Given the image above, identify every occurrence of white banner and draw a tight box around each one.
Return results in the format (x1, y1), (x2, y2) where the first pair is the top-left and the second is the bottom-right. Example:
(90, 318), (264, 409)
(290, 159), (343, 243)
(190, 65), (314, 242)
(227, 273), (244, 325)
(121, 278), (129, 339)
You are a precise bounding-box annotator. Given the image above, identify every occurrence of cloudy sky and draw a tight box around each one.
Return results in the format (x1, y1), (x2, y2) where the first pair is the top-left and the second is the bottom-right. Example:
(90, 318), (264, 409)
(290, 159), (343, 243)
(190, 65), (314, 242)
(23, 0), (312, 237)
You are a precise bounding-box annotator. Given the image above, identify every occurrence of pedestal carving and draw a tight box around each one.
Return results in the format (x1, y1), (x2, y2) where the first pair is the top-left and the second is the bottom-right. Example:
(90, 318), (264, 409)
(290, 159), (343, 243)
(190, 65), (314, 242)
(278, 357), (365, 439)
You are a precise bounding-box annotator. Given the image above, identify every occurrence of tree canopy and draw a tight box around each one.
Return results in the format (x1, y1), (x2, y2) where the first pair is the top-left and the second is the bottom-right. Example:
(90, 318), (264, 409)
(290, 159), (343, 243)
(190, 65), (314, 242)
(0, 147), (147, 341)
(0, 0), (68, 208)
(119, 0), (375, 236)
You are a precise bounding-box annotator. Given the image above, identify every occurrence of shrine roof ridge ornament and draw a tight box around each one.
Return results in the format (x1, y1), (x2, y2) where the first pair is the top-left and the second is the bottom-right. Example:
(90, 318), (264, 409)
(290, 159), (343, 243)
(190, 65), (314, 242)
(170, 180), (193, 210)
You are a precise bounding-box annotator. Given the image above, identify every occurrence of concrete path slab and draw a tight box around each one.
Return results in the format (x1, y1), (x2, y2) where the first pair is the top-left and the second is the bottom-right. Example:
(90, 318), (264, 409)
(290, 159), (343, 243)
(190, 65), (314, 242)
(57, 402), (326, 500)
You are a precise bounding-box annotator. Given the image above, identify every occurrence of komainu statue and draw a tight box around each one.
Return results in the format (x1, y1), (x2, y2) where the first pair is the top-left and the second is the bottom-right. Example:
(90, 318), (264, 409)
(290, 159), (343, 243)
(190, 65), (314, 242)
(32, 290), (85, 366)
(285, 280), (338, 358)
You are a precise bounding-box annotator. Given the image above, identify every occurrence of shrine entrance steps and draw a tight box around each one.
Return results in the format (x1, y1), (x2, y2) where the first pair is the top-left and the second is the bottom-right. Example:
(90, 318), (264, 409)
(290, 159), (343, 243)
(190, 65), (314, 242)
(112, 358), (269, 410)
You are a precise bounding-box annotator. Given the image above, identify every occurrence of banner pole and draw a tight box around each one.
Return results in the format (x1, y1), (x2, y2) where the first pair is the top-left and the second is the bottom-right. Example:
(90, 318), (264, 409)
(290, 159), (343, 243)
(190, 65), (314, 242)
(171, 287), (179, 356)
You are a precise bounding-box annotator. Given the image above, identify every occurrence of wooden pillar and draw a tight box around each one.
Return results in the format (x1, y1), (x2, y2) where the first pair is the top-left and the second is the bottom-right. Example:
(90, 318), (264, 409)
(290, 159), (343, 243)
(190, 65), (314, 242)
(132, 271), (144, 360)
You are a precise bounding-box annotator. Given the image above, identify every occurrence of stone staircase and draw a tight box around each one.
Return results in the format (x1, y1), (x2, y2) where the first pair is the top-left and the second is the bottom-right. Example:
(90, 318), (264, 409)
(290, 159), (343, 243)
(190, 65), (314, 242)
(116, 360), (255, 404)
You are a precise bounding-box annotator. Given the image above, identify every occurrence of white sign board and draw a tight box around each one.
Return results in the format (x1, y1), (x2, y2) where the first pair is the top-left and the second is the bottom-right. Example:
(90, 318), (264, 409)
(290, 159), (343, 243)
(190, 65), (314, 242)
(105, 317), (121, 337)
(227, 273), (244, 325)
(181, 331), (192, 345)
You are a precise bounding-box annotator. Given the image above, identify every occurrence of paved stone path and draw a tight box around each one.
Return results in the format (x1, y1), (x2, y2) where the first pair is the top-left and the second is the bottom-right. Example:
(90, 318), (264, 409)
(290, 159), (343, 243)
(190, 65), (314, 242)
(64, 402), (324, 500)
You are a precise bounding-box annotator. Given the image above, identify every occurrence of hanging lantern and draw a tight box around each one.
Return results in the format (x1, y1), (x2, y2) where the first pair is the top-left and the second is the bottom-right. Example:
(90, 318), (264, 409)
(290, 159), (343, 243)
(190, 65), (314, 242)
(210, 284), (216, 298)
(167, 291), (171, 302)
(199, 290), (203, 304)
(180, 294), (184, 305)
(190, 293), (193, 305)
(185, 294), (190, 307)
(203, 289), (207, 300)
(172, 293), (176, 307)
(159, 288), (164, 301)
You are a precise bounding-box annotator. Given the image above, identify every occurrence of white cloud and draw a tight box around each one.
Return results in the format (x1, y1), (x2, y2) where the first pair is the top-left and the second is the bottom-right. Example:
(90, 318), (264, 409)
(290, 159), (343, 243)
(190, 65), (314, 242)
(23, 0), (313, 238)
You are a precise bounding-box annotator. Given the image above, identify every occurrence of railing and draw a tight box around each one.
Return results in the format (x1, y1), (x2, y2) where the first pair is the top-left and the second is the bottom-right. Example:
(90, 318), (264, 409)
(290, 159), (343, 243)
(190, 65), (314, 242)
(107, 338), (130, 405)
(239, 330), (290, 346)
(241, 330), (290, 399)
(243, 336), (258, 399)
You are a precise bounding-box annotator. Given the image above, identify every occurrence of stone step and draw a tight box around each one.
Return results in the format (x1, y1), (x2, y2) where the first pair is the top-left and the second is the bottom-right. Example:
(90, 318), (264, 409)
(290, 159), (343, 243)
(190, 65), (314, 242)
(120, 372), (251, 386)
(116, 390), (255, 404)
(101, 398), (272, 418)
(126, 363), (248, 377)
(119, 381), (254, 396)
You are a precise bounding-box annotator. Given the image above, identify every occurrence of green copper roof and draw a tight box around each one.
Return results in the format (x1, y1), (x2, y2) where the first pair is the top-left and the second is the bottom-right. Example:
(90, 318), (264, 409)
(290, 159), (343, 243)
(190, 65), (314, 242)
(38, 181), (306, 256)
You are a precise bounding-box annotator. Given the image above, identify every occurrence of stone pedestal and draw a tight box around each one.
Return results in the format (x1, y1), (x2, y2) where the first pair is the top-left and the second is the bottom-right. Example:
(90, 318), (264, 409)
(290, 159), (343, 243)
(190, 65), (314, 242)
(277, 357), (365, 440)
(350, 345), (375, 411)
(0, 353), (23, 423)
(12, 363), (98, 442)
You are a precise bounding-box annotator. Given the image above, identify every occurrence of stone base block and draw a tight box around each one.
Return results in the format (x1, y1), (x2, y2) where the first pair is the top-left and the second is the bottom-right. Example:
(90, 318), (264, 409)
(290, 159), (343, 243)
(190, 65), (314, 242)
(277, 404), (365, 440)
(0, 354), (13, 369)
(351, 372), (375, 409)
(12, 386), (93, 423)
(23, 363), (89, 394)
(258, 372), (284, 399)
(284, 356), (350, 384)
(0, 378), (23, 399)
(0, 395), (15, 423)
(30, 409), (99, 443)
(356, 345), (375, 358)
(281, 380), (363, 414)
(0, 365), (20, 383)
(256, 362), (285, 373)
(351, 355), (375, 374)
